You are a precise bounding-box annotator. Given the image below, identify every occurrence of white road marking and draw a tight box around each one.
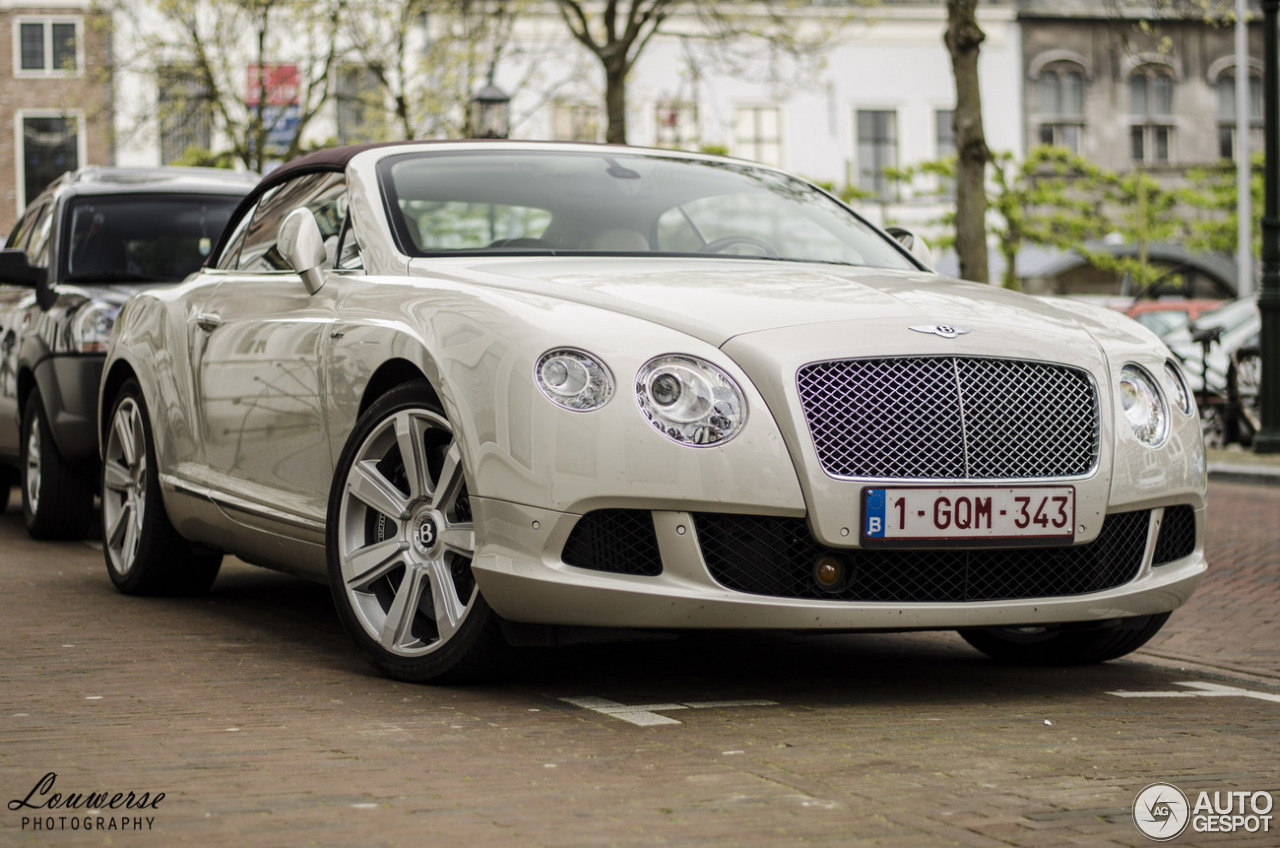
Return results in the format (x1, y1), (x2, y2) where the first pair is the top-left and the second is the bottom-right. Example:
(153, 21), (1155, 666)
(561, 696), (779, 726)
(1108, 681), (1280, 704)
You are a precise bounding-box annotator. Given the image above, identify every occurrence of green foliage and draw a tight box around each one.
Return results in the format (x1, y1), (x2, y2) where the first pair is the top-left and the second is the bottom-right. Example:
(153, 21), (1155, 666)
(1182, 152), (1265, 259)
(887, 144), (1243, 293)
(169, 146), (239, 169)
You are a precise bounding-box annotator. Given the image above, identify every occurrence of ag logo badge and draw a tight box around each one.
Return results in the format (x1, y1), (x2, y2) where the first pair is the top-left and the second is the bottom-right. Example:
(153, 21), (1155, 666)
(1133, 783), (1190, 841)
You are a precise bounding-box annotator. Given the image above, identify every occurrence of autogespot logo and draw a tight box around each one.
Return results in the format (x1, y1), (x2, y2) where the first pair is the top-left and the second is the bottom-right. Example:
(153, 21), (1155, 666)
(1134, 783), (1190, 841)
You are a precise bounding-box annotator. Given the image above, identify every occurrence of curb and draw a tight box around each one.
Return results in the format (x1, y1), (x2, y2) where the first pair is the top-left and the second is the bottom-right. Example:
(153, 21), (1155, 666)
(1207, 463), (1280, 487)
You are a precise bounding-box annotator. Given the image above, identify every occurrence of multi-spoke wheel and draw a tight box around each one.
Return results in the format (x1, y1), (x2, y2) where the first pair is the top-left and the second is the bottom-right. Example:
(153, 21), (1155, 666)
(20, 389), (94, 539)
(102, 379), (221, 595)
(327, 381), (509, 683)
(960, 613), (1171, 665)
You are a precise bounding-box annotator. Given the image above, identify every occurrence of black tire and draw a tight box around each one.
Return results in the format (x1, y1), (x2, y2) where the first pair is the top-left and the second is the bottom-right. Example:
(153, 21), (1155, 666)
(959, 613), (1171, 665)
(0, 464), (16, 514)
(101, 379), (222, 595)
(326, 381), (510, 683)
(21, 389), (94, 539)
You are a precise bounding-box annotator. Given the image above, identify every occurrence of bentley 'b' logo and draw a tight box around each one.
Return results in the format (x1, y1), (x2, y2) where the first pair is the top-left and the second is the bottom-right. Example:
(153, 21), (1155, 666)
(910, 324), (972, 339)
(416, 516), (438, 549)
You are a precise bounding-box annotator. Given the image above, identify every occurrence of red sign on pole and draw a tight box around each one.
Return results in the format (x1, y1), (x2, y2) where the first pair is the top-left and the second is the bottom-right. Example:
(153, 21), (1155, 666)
(245, 64), (299, 107)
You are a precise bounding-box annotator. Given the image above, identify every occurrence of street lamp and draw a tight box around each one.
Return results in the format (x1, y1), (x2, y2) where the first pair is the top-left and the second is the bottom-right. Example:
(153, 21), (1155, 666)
(469, 79), (510, 139)
(1259, 0), (1280, 452)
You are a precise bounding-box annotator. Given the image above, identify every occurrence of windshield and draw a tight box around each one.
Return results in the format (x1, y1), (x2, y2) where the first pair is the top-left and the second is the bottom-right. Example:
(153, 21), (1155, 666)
(62, 194), (241, 283)
(378, 150), (916, 270)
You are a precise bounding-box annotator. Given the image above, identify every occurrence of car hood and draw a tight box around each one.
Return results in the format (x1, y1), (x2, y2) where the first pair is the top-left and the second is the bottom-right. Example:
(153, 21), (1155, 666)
(410, 256), (1149, 351)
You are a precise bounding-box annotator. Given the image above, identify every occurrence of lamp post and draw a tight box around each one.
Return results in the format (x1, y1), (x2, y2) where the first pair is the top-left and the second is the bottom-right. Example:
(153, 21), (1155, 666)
(1259, 0), (1280, 452)
(468, 78), (510, 139)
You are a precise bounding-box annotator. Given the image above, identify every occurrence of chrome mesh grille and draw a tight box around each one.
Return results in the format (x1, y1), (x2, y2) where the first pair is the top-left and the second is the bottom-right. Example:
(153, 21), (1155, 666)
(562, 510), (662, 576)
(797, 357), (1100, 479)
(695, 511), (1148, 602)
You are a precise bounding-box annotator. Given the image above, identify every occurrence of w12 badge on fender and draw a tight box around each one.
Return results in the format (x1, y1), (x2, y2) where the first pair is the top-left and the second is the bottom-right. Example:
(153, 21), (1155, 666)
(862, 485), (1076, 545)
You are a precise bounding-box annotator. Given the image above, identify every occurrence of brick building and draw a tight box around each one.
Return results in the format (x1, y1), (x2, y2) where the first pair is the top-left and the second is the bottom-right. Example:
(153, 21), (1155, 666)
(1, 0), (112, 236)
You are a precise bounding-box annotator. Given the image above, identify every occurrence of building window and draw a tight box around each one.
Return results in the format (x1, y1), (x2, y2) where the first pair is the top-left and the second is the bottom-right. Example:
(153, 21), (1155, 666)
(654, 101), (698, 150)
(935, 108), (956, 199)
(856, 109), (897, 203)
(551, 102), (600, 142)
(1036, 65), (1085, 154)
(732, 105), (781, 167)
(14, 17), (80, 77)
(19, 114), (81, 208)
(159, 67), (214, 164)
(336, 65), (383, 145)
(1216, 73), (1262, 160)
(1129, 68), (1175, 165)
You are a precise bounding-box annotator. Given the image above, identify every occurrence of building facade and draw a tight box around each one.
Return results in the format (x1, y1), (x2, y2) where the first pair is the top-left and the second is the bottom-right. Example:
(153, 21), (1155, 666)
(1, 0), (112, 235)
(1020, 0), (1263, 173)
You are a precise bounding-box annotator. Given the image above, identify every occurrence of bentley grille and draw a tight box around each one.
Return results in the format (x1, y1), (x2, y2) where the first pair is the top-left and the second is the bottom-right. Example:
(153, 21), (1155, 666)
(695, 509), (1179, 603)
(796, 356), (1100, 480)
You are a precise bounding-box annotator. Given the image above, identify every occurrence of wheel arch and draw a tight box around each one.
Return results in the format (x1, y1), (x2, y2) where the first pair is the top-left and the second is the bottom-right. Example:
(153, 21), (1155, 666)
(99, 359), (140, 451)
(358, 358), (439, 419)
(16, 365), (36, 423)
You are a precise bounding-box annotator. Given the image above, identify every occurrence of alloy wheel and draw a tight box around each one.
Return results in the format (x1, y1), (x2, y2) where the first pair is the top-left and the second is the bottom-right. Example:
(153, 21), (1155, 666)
(102, 396), (148, 576)
(335, 407), (477, 657)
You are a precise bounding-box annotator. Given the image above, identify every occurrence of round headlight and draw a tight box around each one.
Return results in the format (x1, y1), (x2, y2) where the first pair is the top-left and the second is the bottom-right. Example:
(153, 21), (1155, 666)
(1163, 360), (1193, 416)
(535, 349), (614, 411)
(636, 355), (746, 446)
(71, 300), (121, 353)
(1119, 364), (1169, 447)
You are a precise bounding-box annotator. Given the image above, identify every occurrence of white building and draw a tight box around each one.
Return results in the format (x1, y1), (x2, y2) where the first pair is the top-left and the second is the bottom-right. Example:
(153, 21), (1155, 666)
(109, 0), (1023, 240)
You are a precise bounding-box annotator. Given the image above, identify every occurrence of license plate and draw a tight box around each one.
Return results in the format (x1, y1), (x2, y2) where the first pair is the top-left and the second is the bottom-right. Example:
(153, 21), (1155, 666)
(862, 486), (1075, 544)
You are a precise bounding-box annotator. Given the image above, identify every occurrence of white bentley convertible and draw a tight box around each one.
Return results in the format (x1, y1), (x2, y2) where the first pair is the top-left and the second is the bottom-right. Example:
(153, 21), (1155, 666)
(99, 141), (1207, 682)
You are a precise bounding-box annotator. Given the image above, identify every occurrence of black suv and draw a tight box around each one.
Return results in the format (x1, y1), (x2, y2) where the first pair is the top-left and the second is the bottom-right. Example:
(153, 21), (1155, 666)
(0, 166), (254, 538)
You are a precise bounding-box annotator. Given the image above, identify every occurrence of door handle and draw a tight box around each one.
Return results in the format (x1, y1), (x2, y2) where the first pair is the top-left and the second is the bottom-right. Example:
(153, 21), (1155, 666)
(195, 313), (222, 333)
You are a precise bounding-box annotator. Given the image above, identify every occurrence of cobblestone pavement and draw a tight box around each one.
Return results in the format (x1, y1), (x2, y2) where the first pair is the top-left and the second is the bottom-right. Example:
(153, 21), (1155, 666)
(0, 482), (1277, 848)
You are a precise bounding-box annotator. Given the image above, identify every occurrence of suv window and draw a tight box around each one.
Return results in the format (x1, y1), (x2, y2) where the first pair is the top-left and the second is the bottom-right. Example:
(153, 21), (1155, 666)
(237, 172), (347, 272)
(63, 194), (241, 282)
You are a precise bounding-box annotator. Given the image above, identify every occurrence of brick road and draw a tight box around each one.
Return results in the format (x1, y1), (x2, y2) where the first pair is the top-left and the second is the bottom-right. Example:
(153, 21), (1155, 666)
(0, 482), (1277, 847)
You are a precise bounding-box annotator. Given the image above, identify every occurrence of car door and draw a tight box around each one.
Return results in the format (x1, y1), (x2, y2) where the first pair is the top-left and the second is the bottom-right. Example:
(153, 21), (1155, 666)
(191, 172), (347, 543)
(0, 200), (54, 458)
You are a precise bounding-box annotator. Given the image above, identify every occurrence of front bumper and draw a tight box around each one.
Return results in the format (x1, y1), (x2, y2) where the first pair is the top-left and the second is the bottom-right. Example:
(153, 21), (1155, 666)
(471, 497), (1207, 631)
(33, 354), (105, 468)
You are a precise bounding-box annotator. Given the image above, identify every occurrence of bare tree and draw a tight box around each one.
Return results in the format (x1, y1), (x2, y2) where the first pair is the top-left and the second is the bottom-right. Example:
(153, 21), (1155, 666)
(111, 0), (348, 172)
(550, 0), (861, 145)
(343, 0), (534, 140)
(944, 0), (991, 283)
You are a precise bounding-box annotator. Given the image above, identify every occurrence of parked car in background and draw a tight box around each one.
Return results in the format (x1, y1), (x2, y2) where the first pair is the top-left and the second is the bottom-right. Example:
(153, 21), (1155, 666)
(1163, 296), (1262, 446)
(0, 167), (254, 536)
(1123, 299), (1224, 339)
(100, 141), (1206, 683)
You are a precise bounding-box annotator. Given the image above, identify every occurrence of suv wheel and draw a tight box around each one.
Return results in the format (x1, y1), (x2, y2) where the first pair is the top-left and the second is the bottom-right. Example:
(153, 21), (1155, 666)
(0, 465), (16, 514)
(21, 389), (94, 539)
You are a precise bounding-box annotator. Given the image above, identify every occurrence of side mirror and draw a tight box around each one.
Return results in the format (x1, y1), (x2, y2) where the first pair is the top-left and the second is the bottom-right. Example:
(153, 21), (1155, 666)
(886, 227), (936, 272)
(0, 249), (43, 288)
(278, 208), (328, 294)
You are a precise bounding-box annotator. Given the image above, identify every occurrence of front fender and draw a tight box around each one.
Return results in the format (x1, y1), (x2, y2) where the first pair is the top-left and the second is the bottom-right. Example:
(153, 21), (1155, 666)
(325, 278), (807, 517)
